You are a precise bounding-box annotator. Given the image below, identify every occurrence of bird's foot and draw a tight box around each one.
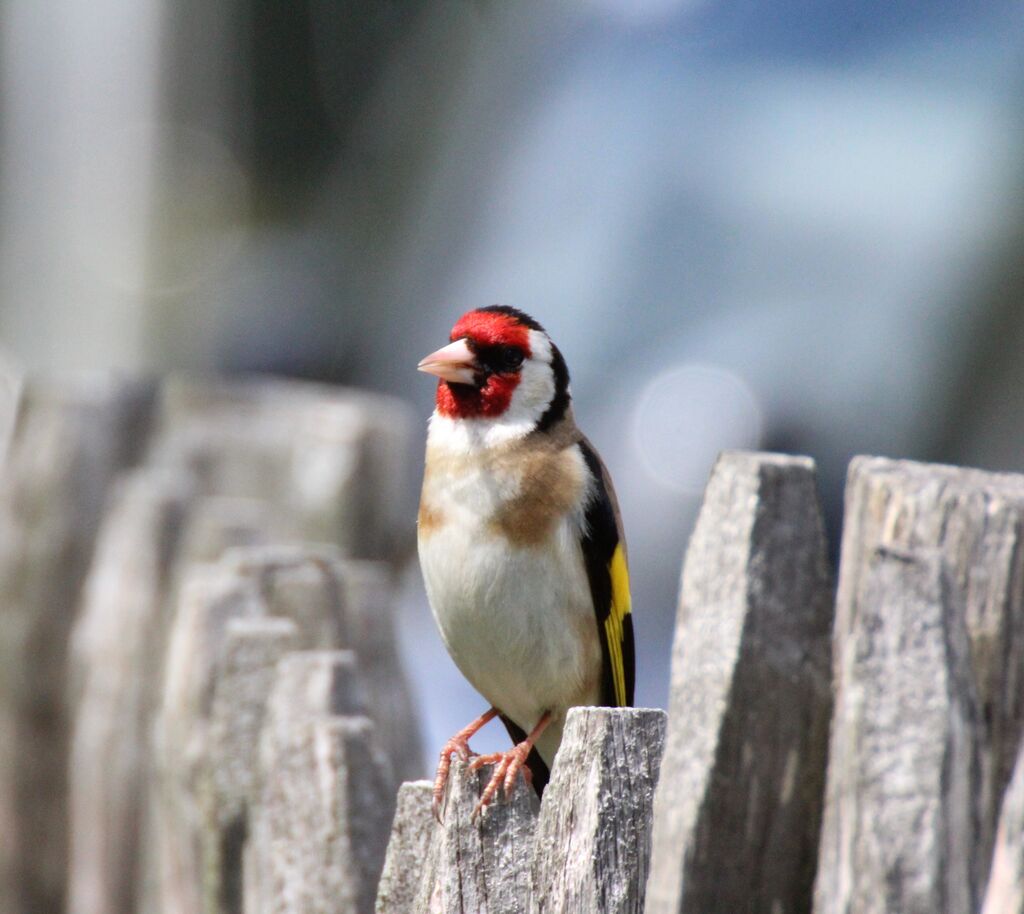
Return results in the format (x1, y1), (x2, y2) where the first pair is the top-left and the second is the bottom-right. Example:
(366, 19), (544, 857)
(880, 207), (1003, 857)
(469, 743), (534, 818)
(432, 708), (499, 823)
(432, 734), (476, 822)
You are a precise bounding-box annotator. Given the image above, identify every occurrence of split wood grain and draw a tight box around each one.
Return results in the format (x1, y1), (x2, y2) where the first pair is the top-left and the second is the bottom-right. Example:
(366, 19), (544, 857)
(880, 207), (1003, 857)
(646, 451), (834, 914)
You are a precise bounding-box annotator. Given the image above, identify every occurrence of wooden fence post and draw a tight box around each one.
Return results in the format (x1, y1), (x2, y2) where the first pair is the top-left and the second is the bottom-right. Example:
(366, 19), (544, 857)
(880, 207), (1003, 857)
(413, 760), (540, 913)
(983, 735), (1024, 914)
(531, 707), (667, 914)
(646, 452), (834, 914)
(379, 708), (667, 914)
(203, 618), (302, 914)
(150, 377), (413, 563)
(19, 373), (1024, 914)
(0, 374), (420, 914)
(69, 470), (198, 914)
(329, 559), (423, 783)
(0, 376), (155, 914)
(153, 546), (414, 914)
(214, 548), (423, 783)
(250, 651), (395, 914)
(374, 782), (434, 914)
(248, 651), (365, 913)
(814, 457), (1024, 913)
(814, 545), (982, 914)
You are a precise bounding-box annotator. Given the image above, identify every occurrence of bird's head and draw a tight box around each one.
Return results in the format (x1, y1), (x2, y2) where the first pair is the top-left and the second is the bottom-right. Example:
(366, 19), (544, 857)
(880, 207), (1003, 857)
(418, 306), (570, 433)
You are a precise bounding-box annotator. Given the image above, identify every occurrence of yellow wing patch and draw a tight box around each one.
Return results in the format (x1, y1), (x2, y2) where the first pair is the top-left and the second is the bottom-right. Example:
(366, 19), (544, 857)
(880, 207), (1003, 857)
(603, 543), (632, 707)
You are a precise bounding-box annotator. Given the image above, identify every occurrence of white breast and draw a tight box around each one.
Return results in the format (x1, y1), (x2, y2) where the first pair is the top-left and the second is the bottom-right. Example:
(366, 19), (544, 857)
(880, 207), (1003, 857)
(417, 431), (602, 763)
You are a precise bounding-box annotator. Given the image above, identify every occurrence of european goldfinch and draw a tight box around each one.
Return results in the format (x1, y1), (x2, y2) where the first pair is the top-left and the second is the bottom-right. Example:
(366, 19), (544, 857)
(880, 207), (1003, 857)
(417, 306), (635, 817)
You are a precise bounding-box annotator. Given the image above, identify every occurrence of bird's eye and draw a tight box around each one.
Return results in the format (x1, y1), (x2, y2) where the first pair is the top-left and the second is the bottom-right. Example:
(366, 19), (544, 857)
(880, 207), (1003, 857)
(498, 345), (524, 371)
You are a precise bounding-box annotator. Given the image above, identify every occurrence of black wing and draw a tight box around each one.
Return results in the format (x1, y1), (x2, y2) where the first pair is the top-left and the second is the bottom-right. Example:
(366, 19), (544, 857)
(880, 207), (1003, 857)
(578, 437), (635, 707)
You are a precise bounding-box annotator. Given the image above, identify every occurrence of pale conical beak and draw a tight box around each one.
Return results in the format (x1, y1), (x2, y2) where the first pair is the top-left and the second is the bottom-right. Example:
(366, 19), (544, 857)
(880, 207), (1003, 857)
(417, 338), (478, 385)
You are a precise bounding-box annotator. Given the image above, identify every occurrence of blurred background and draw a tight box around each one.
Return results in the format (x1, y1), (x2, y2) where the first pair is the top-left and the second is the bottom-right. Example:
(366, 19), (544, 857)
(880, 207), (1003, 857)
(2, 0), (1024, 758)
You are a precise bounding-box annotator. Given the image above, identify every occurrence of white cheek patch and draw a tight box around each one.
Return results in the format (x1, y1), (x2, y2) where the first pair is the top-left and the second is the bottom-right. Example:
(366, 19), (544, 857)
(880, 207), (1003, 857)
(427, 328), (560, 453)
(503, 329), (555, 424)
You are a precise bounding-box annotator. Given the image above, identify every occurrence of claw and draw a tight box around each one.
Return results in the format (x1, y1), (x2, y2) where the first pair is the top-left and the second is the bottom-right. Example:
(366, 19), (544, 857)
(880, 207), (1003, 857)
(471, 742), (533, 819)
(431, 708), (499, 823)
(468, 751), (503, 771)
(432, 734), (476, 822)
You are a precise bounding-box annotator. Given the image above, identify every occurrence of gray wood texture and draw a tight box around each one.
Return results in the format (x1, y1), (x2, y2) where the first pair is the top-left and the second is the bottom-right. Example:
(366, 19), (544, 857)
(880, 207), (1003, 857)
(381, 708), (668, 914)
(154, 561), (277, 914)
(814, 546), (982, 914)
(153, 547), (409, 914)
(334, 559), (424, 783)
(531, 707), (667, 914)
(249, 652), (394, 914)
(0, 376), (155, 914)
(0, 374), (418, 914)
(247, 651), (365, 914)
(814, 456), (1024, 914)
(374, 781), (435, 914)
(203, 618), (301, 914)
(214, 547), (422, 782)
(414, 759), (540, 914)
(646, 451), (834, 914)
(835, 457), (1024, 830)
(69, 470), (198, 914)
(150, 376), (414, 562)
(70, 474), (286, 914)
(16, 371), (1024, 914)
(70, 374), (397, 914)
(983, 736), (1024, 914)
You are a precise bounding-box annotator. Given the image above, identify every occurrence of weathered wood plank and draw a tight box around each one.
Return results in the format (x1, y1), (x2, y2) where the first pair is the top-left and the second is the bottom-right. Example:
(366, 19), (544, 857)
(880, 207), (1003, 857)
(324, 718), (398, 914)
(646, 451), (834, 914)
(154, 548), (374, 914)
(251, 653), (395, 914)
(814, 546), (982, 914)
(983, 735), (1024, 914)
(0, 376), (155, 914)
(375, 781), (435, 914)
(151, 556), (266, 914)
(822, 456), (1024, 904)
(414, 760), (539, 914)
(532, 706), (667, 914)
(69, 470), (198, 914)
(0, 374), (416, 914)
(219, 547), (423, 783)
(72, 477), (292, 914)
(218, 546), (349, 649)
(336, 559), (424, 783)
(247, 650), (365, 914)
(152, 376), (414, 562)
(175, 495), (298, 569)
(285, 392), (415, 562)
(202, 617), (300, 914)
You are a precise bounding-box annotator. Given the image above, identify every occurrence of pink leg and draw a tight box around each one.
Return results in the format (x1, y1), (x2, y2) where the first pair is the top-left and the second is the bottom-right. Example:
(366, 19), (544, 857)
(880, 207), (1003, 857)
(470, 711), (552, 818)
(432, 707), (499, 822)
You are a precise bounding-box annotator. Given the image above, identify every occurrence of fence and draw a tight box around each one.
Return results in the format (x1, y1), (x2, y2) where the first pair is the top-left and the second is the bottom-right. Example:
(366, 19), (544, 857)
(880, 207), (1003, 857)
(0, 373), (1023, 914)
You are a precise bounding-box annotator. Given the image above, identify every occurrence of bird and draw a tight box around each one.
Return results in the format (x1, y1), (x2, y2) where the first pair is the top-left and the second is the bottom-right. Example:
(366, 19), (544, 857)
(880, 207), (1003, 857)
(416, 305), (634, 818)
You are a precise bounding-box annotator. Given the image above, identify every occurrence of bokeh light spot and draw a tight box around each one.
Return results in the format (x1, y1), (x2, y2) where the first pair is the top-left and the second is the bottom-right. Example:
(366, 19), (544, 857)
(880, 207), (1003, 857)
(632, 362), (764, 494)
